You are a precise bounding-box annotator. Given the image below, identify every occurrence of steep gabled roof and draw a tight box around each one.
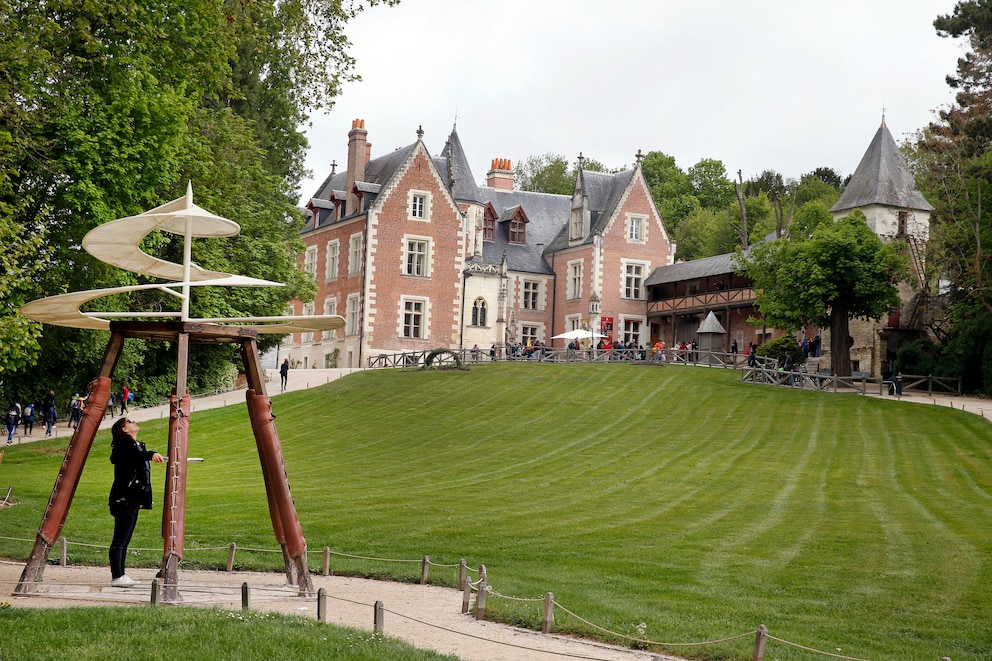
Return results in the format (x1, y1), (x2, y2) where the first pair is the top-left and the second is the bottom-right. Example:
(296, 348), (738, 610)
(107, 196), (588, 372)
(830, 119), (934, 214)
(435, 127), (483, 204)
(544, 167), (638, 252)
(305, 143), (418, 231)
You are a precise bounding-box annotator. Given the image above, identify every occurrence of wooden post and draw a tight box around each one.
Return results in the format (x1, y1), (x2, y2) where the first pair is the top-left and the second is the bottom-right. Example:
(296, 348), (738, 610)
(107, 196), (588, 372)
(60, 537), (67, 567)
(242, 582), (251, 610)
(323, 546), (330, 576)
(151, 578), (159, 606)
(461, 578), (471, 614)
(373, 600), (384, 633)
(226, 542), (237, 571)
(752, 624), (768, 661)
(317, 587), (327, 622)
(458, 558), (467, 591)
(476, 565), (487, 621)
(541, 592), (554, 634)
(420, 555), (429, 584)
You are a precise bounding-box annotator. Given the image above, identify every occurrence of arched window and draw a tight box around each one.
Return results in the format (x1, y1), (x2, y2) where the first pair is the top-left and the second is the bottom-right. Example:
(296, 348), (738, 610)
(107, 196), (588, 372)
(472, 297), (488, 326)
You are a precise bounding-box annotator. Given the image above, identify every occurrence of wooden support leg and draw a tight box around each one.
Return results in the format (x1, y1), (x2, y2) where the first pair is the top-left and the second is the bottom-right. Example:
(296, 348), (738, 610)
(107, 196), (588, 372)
(241, 339), (313, 595)
(160, 392), (190, 601)
(160, 332), (190, 601)
(15, 332), (124, 594)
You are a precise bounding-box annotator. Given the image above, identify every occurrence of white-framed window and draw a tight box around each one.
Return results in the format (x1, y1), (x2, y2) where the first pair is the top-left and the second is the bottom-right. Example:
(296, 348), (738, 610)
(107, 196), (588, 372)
(302, 302), (315, 343)
(622, 318), (642, 346)
(472, 297), (487, 326)
(565, 314), (582, 332)
(567, 260), (583, 300)
(346, 294), (360, 336)
(623, 261), (647, 300)
(348, 233), (363, 275)
(523, 280), (540, 310)
(627, 214), (646, 242)
(409, 191), (429, 221)
(404, 236), (431, 277)
(521, 325), (538, 345)
(303, 246), (317, 281)
(401, 297), (427, 339)
(322, 298), (337, 340)
(325, 240), (339, 281)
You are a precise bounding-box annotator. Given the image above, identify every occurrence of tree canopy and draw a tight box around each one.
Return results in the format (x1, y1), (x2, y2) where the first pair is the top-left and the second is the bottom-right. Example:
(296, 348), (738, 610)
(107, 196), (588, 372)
(0, 0), (395, 405)
(733, 211), (908, 376)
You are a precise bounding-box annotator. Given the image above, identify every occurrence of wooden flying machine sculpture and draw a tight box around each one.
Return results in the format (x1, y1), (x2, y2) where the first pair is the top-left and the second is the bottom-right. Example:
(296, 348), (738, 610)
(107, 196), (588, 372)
(15, 183), (341, 600)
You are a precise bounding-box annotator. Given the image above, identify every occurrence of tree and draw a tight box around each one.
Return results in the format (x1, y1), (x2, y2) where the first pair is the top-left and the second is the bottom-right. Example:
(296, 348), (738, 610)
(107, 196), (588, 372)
(687, 158), (736, 210)
(513, 153), (609, 195)
(0, 0), (393, 404)
(733, 211), (908, 377)
(898, 0), (992, 393)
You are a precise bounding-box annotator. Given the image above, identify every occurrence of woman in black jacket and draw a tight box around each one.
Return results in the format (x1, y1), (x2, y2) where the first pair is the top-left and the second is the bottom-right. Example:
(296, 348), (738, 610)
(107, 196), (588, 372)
(108, 417), (164, 586)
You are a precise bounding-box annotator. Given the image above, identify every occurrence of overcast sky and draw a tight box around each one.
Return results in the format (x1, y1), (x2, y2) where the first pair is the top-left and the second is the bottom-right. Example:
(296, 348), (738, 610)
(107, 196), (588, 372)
(297, 0), (965, 204)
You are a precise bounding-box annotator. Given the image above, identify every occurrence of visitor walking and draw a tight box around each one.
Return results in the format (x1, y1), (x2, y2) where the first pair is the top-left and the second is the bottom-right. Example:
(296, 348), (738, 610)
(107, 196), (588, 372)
(279, 359), (289, 392)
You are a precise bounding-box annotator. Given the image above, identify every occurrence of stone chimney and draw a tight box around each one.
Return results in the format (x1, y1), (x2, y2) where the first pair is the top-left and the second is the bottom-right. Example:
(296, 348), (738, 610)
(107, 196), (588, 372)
(346, 119), (369, 216)
(486, 158), (514, 191)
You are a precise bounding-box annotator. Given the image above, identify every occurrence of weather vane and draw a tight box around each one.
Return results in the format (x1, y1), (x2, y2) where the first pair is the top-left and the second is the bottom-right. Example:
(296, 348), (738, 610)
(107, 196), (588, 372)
(16, 183), (340, 600)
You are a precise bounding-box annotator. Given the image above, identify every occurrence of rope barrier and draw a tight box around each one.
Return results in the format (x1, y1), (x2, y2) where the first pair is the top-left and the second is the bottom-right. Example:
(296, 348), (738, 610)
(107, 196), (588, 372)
(380, 604), (637, 661)
(312, 548), (420, 563)
(0, 534), (884, 659)
(487, 589), (545, 602)
(554, 601), (753, 648)
(767, 634), (872, 661)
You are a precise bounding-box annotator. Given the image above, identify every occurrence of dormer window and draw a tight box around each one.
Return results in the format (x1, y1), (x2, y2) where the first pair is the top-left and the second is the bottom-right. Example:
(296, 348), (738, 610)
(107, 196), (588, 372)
(509, 218), (526, 244)
(483, 205), (497, 241)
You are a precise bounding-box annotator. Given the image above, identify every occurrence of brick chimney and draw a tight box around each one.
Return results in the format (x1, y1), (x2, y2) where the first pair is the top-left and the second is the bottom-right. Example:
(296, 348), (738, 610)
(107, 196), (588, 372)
(486, 158), (514, 191)
(346, 119), (369, 216)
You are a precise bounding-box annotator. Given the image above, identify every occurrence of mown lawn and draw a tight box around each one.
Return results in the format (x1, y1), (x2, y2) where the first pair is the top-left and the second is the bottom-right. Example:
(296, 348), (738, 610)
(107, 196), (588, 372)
(1, 363), (990, 660)
(0, 605), (457, 661)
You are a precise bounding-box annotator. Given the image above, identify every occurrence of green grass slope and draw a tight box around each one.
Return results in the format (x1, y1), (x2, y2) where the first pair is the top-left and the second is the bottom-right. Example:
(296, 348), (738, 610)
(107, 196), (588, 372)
(1, 363), (990, 660)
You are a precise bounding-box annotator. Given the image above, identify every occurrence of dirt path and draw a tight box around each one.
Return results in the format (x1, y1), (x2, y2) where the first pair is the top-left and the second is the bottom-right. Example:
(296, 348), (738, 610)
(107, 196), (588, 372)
(0, 561), (682, 661)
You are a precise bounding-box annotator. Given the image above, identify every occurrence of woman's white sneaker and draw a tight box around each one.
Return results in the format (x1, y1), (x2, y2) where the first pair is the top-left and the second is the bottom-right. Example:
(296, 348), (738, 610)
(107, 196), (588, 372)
(111, 575), (137, 587)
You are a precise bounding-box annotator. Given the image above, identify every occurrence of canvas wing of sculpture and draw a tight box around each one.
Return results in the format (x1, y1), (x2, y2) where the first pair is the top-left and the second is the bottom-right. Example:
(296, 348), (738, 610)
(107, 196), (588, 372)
(20, 182), (343, 334)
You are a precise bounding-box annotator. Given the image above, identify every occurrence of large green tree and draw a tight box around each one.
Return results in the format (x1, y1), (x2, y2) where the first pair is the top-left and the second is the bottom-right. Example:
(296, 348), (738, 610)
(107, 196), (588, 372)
(0, 0), (395, 405)
(900, 0), (992, 393)
(733, 211), (908, 376)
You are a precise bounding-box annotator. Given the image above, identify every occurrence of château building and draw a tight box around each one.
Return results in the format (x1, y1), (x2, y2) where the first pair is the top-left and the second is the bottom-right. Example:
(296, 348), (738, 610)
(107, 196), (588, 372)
(283, 120), (675, 368)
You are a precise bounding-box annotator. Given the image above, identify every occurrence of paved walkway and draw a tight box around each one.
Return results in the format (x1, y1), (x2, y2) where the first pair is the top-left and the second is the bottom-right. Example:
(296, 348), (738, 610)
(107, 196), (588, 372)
(7, 367), (989, 448)
(4, 369), (361, 446)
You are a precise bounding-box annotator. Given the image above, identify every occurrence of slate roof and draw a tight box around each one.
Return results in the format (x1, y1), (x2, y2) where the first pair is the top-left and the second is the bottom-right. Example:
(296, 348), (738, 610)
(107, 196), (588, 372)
(478, 188), (571, 274)
(544, 168), (638, 252)
(306, 143), (418, 230)
(644, 252), (739, 286)
(830, 120), (934, 213)
(435, 128), (483, 204)
(302, 125), (642, 278)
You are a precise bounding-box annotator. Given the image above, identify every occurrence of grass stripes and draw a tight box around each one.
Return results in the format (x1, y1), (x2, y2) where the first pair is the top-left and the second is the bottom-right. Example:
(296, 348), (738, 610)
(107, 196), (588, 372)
(1, 363), (990, 660)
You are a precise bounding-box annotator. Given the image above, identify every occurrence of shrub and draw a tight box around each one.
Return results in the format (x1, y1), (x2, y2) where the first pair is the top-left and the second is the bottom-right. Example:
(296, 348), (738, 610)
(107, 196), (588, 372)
(756, 336), (804, 367)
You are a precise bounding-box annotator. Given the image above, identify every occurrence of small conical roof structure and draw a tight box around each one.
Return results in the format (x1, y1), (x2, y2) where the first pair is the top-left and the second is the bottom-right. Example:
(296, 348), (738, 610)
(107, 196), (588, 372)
(697, 311), (727, 335)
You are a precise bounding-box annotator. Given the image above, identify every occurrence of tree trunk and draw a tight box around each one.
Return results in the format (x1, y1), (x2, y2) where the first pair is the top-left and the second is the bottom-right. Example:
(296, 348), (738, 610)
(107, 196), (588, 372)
(830, 306), (852, 377)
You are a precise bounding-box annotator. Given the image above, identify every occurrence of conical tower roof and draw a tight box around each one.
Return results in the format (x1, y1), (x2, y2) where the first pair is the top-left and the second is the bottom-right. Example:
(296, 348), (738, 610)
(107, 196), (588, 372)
(830, 118), (933, 214)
